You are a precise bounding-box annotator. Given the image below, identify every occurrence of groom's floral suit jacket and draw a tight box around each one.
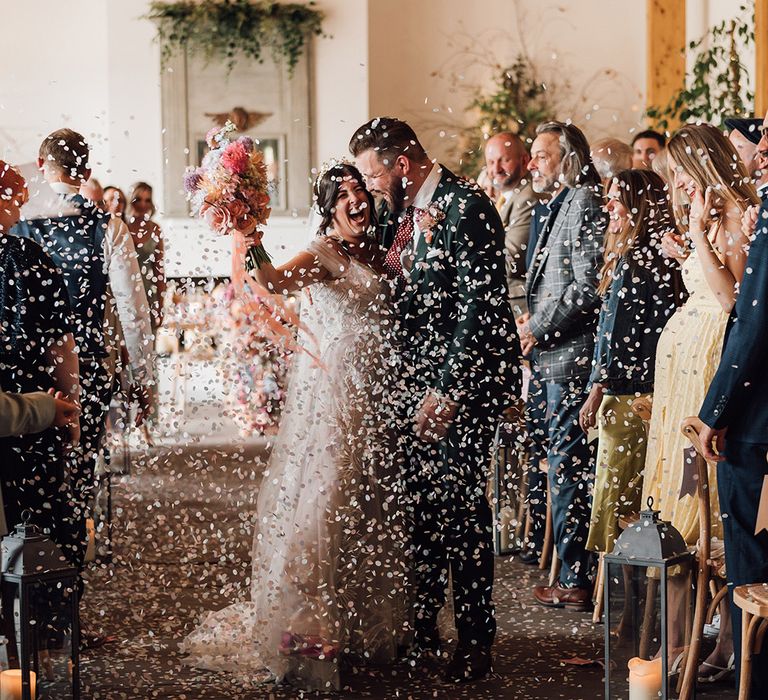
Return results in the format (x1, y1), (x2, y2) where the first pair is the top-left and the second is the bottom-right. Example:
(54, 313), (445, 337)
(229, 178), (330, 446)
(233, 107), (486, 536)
(379, 166), (519, 414)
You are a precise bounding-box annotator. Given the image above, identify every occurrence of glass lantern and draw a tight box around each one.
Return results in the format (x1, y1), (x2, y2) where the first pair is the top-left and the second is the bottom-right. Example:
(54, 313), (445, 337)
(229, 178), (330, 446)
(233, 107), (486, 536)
(603, 498), (694, 700)
(1, 513), (80, 700)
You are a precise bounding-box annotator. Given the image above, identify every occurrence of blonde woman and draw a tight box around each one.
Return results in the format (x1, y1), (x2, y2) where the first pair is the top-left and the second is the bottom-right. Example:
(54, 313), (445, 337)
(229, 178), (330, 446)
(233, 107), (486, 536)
(642, 123), (759, 678)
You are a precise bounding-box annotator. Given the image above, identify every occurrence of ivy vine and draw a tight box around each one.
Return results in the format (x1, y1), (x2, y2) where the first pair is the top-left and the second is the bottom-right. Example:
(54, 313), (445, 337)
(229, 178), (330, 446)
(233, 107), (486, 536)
(146, 0), (325, 75)
(646, 2), (754, 129)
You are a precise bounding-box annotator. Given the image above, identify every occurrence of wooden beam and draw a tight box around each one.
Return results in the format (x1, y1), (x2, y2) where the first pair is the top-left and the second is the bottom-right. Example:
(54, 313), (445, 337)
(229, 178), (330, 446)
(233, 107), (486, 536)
(646, 0), (686, 127)
(757, 0), (768, 116)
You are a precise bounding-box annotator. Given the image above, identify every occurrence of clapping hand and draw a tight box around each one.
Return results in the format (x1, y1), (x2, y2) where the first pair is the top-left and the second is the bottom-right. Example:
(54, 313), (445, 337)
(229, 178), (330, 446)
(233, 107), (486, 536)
(515, 313), (537, 355)
(414, 390), (459, 443)
(661, 230), (690, 263)
(688, 186), (716, 239)
(742, 204), (760, 239)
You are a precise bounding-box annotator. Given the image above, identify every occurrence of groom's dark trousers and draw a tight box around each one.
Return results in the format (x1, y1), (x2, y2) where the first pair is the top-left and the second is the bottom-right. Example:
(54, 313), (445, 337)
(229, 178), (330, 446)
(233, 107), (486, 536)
(404, 402), (498, 647)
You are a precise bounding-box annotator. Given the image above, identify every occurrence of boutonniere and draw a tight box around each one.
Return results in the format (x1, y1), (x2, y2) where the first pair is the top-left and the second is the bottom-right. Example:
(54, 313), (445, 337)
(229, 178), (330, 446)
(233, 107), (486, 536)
(417, 201), (447, 244)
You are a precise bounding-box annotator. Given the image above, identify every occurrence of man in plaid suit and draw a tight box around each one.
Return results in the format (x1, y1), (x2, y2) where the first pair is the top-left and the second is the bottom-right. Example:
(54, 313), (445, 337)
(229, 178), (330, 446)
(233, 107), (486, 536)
(516, 121), (606, 611)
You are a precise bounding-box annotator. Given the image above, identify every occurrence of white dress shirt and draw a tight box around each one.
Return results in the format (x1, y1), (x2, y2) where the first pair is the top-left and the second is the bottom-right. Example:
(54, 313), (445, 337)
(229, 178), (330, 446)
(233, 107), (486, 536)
(48, 182), (154, 386)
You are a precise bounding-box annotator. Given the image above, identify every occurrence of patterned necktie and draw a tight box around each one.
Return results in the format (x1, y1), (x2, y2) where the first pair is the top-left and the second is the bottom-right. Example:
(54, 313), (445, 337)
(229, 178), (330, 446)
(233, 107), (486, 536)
(495, 193), (507, 212)
(384, 206), (415, 278)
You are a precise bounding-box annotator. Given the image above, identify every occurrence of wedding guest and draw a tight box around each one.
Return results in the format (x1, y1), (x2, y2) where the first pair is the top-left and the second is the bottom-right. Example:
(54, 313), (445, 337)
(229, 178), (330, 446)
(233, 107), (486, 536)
(698, 186), (768, 700)
(631, 129), (666, 169)
(80, 176), (104, 208)
(516, 121), (606, 611)
(753, 109), (768, 201)
(0, 386), (79, 441)
(0, 160), (81, 547)
(726, 116), (763, 185)
(103, 185), (127, 217)
(579, 169), (682, 553)
(484, 131), (540, 315)
(13, 129), (153, 573)
(739, 110), (768, 241)
(642, 123), (759, 676)
(590, 137), (633, 186)
(126, 182), (166, 330)
(519, 199), (553, 565)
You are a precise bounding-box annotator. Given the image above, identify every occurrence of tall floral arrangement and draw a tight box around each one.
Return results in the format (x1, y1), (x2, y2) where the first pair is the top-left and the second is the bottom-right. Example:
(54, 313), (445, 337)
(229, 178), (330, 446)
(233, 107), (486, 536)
(184, 121), (272, 269)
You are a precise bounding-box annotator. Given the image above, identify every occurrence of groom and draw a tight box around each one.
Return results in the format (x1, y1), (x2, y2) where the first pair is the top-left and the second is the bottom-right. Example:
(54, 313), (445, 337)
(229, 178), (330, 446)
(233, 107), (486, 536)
(350, 117), (519, 682)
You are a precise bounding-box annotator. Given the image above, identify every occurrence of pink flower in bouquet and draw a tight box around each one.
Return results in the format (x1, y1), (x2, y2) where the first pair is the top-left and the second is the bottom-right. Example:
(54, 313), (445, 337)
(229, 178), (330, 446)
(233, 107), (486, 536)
(221, 141), (250, 174)
(201, 202), (235, 234)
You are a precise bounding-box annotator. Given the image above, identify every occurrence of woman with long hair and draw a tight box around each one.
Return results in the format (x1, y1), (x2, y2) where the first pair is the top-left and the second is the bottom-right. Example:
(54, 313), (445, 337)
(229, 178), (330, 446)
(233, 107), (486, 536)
(126, 182), (165, 330)
(580, 169), (683, 554)
(182, 162), (408, 691)
(642, 123), (759, 678)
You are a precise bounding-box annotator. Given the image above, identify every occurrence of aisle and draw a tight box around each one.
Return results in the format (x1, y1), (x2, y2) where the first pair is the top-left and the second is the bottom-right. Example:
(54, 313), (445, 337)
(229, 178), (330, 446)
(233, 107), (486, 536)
(79, 404), (735, 699)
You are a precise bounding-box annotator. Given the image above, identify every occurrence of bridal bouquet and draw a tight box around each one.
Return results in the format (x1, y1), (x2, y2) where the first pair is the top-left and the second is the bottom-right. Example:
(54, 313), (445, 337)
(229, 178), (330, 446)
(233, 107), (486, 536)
(184, 120), (272, 269)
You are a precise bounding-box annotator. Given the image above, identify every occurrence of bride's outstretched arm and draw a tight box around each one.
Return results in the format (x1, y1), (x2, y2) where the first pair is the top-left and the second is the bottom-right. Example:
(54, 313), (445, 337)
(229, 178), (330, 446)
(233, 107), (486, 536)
(251, 250), (329, 295)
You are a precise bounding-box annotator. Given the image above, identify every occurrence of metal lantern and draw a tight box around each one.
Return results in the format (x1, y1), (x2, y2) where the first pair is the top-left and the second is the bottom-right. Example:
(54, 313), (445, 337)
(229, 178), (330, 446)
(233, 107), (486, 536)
(1, 513), (80, 700)
(603, 498), (694, 700)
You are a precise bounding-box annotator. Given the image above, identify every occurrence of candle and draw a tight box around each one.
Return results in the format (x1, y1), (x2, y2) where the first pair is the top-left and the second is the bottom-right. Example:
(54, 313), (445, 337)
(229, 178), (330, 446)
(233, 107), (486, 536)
(628, 657), (662, 700)
(0, 670), (36, 700)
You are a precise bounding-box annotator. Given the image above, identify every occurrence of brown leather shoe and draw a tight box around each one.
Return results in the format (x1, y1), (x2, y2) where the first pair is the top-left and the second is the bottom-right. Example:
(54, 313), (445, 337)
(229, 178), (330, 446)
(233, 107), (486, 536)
(533, 584), (593, 612)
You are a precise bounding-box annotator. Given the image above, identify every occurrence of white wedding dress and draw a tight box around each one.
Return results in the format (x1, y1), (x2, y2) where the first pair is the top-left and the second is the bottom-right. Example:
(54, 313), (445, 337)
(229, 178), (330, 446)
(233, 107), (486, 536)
(181, 238), (409, 691)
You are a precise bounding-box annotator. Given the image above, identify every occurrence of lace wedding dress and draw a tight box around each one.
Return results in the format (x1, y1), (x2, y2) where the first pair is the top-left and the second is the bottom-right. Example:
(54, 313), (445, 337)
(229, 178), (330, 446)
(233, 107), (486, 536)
(181, 238), (409, 691)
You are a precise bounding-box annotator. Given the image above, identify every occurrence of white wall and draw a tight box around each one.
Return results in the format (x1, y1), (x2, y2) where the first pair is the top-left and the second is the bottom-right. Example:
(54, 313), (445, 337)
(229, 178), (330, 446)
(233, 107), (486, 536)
(0, 0), (752, 277)
(0, 1), (111, 167)
(368, 0), (646, 162)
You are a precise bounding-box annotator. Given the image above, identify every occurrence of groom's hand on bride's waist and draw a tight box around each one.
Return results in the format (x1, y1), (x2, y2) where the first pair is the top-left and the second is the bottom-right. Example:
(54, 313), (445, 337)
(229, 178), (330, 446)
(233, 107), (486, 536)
(414, 389), (459, 443)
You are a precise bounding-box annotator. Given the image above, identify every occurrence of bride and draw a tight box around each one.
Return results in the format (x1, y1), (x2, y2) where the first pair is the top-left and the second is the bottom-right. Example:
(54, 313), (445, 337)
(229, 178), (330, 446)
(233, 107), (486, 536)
(181, 162), (409, 691)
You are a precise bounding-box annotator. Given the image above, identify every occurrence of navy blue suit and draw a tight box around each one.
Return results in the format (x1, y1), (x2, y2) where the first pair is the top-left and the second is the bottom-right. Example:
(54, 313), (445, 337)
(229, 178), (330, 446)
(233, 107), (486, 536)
(699, 201), (768, 699)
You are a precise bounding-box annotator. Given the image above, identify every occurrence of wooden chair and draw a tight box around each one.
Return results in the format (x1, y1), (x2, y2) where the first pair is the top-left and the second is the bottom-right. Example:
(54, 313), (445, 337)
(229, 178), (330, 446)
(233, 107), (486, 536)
(538, 459), (554, 571)
(733, 584), (768, 700)
(490, 411), (528, 555)
(677, 416), (728, 700)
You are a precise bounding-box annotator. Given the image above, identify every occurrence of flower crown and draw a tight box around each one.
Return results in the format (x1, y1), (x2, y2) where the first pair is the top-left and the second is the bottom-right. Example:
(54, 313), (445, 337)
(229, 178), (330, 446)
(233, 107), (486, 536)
(315, 156), (354, 183)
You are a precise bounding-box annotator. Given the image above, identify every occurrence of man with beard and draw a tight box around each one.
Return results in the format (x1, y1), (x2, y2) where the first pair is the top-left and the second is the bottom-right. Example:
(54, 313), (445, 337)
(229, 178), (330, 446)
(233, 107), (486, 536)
(484, 132), (541, 317)
(516, 121), (606, 611)
(350, 117), (519, 683)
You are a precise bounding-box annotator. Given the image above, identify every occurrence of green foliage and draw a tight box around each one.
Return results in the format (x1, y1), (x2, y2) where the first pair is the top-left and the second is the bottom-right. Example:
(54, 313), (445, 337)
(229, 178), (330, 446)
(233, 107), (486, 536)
(459, 56), (558, 176)
(146, 0), (324, 75)
(646, 2), (754, 129)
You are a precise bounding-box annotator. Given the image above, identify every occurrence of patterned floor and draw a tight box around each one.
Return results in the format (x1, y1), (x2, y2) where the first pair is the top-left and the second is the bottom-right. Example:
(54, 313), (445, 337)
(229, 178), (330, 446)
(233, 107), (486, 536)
(78, 402), (736, 699)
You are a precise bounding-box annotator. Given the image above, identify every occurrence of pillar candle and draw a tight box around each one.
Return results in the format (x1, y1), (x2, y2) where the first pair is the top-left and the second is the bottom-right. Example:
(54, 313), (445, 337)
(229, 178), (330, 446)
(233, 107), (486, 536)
(0, 669), (36, 700)
(628, 657), (662, 700)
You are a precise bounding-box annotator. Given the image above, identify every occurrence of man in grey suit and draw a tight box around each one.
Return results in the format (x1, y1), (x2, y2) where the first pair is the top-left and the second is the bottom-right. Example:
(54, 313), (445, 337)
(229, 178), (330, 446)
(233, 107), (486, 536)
(484, 132), (541, 317)
(516, 121), (606, 610)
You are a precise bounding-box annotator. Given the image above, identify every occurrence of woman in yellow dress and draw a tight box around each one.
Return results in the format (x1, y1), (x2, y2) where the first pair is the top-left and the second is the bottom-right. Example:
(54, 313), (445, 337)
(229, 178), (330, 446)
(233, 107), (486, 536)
(642, 123), (758, 677)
